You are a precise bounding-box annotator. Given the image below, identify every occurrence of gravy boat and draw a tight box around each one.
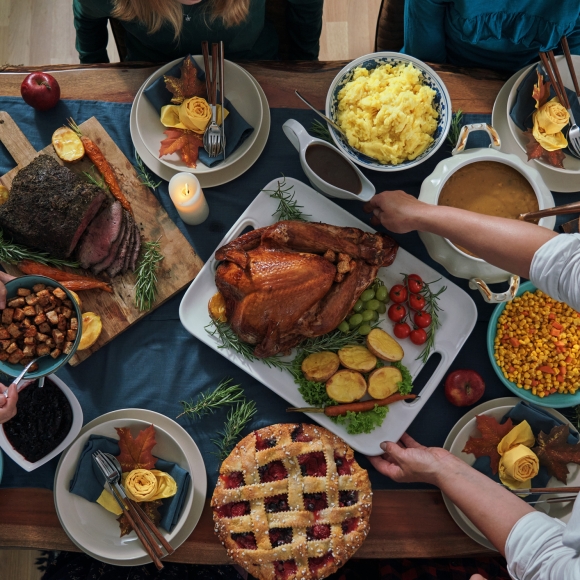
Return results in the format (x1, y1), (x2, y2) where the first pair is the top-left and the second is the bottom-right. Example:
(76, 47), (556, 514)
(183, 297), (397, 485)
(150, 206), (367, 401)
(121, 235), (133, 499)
(282, 119), (375, 201)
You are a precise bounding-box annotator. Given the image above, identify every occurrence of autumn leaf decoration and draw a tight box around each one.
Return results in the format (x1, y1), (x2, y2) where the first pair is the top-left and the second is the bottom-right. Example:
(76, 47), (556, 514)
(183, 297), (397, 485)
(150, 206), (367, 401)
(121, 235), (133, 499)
(532, 70), (551, 109)
(160, 56), (207, 167)
(115, 425), (161, 536)
(533, 425), (580, 484)
(462, 414), (514, 474)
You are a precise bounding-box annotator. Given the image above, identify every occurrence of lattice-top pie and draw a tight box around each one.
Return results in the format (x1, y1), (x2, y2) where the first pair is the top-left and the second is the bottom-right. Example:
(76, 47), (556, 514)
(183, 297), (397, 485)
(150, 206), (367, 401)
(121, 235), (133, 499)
(212, 423), (372, 580)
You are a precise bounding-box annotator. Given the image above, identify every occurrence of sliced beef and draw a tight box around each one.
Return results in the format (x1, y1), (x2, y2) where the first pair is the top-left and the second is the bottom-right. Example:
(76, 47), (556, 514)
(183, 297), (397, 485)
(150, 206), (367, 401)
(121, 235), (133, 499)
(91, 214), (126, 275)
(77, 201), (123, 269)
(0, 155), (105, 258)
(107, 210), (133, 278)
(130, 224), (142, 271)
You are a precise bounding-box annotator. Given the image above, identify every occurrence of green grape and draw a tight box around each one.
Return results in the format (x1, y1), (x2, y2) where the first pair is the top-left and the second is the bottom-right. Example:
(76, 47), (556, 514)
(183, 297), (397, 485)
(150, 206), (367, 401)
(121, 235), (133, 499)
(349, 313), (363, 327)
(338, 321), (350, 333)
(371, 310), (380, 321)
(361, 309), (374, 322)
(358, 323), (372, 335)
(375, 286), (388, 302)
(377, 302), (387, 314)
(366, 299), (380, 311)
(360, 289), (375, 302)
(353, 300), (364, 313)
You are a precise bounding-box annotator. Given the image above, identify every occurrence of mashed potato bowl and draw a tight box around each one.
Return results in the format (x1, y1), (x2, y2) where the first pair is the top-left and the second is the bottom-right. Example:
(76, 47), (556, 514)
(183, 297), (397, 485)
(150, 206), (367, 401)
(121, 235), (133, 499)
(326, 52), (452, 172)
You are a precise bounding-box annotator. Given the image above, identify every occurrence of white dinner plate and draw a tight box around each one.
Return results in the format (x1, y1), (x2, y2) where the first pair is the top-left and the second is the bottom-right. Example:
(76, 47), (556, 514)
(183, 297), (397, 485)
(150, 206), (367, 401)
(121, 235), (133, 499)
(492, 68), (580, 193)
(442, 397), (579, 551)
(130, 66), (270, 188)
(53, 408), (206, 566)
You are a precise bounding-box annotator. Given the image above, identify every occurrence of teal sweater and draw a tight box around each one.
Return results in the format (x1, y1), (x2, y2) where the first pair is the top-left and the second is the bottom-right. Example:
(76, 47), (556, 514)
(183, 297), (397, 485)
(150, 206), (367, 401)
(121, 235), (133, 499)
(73, 0), (323, 63)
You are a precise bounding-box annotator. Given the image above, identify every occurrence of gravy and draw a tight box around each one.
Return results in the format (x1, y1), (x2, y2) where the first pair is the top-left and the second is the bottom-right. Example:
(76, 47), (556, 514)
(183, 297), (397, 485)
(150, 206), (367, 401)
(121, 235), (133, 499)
(305, 144), (362, 194)
(438, 161), (539, 257)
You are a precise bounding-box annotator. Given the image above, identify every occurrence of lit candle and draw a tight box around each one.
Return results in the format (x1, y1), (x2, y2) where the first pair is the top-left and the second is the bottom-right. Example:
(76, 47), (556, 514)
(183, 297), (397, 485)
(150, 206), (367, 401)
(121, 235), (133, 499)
(168, 172), (209, 225)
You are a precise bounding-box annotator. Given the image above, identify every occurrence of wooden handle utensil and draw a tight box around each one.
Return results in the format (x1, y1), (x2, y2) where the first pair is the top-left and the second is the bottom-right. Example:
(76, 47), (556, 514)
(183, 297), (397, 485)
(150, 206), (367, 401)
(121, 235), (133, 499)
(519, 200), (580, 222)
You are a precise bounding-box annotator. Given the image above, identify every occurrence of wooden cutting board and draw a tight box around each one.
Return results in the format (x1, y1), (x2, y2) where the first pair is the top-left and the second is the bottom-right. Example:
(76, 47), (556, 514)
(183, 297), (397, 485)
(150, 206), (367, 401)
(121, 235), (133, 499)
(0, 111), (204, 365)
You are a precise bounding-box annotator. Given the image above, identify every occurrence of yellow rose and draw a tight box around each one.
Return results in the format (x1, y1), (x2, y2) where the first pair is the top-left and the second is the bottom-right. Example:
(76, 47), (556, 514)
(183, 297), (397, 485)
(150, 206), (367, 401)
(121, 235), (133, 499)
(178, 97), (212, 133)
(497, 420), (535, 456)
(122, 469), (178, 502)
(532, 97), (569, 151)
(499, 444), (540, 490)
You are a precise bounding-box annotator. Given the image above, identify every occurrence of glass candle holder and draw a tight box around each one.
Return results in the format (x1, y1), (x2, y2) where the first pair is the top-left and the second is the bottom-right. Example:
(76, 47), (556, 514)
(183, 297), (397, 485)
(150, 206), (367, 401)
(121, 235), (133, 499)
(168, 172), (209, 225)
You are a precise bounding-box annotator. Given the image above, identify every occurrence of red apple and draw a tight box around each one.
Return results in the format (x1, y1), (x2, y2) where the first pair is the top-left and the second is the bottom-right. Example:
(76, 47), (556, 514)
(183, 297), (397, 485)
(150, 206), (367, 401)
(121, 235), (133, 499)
(444, 369), (485, 407)
(20, 72), (61, 111)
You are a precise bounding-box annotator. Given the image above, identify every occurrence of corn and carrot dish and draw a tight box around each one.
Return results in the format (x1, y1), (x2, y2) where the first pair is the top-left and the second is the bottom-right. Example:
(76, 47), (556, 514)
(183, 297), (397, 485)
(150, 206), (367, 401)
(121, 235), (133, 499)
(494, 290), (580, 397)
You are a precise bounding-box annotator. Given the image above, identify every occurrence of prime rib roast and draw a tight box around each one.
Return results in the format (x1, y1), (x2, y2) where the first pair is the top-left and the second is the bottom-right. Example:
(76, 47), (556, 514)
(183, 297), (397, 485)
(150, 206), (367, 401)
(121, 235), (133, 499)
(215, 221), (398, 358)
(0, 154), (140, 277)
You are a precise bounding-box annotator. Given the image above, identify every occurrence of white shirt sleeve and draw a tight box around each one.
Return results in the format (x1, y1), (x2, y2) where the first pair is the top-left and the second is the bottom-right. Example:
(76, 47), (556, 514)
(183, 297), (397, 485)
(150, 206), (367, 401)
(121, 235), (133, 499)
(505, 510), (580, 580)
(530, 234), (580, 312)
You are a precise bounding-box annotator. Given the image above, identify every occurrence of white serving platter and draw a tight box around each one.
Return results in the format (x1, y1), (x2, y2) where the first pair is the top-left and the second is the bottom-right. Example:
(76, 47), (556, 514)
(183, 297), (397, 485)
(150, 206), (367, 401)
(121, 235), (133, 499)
(179, 178), (477, 454)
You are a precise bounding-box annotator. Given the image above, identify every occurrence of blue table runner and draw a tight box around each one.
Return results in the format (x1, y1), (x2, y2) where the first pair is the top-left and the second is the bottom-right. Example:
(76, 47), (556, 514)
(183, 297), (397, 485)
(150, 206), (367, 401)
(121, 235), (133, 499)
(0, 96), (578, 493)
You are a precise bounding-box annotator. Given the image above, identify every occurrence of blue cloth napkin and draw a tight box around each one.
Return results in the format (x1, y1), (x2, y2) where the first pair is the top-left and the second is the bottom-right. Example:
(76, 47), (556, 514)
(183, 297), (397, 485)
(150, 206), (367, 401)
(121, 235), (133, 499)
(509, 64), (580, 158)
(473, 401), (580, 498)
(143, 55), (253, 168)
(69, 435), (190, 533)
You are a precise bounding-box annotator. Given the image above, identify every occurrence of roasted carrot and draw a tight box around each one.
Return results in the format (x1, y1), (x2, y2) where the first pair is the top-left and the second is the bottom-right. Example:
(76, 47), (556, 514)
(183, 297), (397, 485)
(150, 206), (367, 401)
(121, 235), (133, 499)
(68, 118), (132, 213)
(60, 280), (113, 293)
(324, 393), (417, 417)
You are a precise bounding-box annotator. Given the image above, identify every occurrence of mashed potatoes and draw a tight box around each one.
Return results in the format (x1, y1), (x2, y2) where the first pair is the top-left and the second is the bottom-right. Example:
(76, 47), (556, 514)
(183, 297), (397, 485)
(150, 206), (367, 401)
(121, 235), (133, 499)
(336, 63), (439, 165)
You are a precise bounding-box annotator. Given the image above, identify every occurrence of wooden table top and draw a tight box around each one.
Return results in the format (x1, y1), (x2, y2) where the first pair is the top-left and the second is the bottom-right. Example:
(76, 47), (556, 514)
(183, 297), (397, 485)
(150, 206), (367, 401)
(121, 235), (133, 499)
(0, 60), (505, 562)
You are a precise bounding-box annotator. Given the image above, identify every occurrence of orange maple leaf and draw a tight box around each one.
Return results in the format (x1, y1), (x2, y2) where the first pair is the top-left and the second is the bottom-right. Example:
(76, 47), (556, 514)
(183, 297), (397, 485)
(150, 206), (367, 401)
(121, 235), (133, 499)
(118, 499), (162, 537)
(533, 425), (580, 484)
(164, 56), (206, 104)
(523, 130), (566, 169)
(462, 415), (514, 474)
(532, 71), (552, 109)
(115, 424), (157, 472)
(159, 128), (203, 168)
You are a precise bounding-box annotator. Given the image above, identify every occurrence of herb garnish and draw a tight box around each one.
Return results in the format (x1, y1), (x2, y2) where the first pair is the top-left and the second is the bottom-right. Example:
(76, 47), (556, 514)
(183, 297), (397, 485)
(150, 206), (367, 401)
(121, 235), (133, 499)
(446, 109), (464, 149)
(83, 165), (109, 191)
(392, 360), (413, 395)
(134, 150), (162, 191)
(264, 178), (309, 222)
(310, 119), (333, 144)
(178, 378), (245, 419)
(212, 399), (257, 460)
(134, 239), (164, 311)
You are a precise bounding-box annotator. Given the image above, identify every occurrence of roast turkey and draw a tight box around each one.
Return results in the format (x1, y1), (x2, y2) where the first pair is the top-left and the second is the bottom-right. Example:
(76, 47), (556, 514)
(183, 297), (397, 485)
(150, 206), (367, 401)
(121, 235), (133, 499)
(215, 221), (398, 358)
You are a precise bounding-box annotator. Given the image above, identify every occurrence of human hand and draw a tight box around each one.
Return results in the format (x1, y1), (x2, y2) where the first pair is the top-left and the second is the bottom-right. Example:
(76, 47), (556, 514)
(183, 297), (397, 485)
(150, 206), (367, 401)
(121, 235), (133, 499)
(367, 433), (457, 486)
(470, 576), (487, 580)
(0, 382), (18, 424)
(363, 190), (429, 233)
(0, 271), (16, 309)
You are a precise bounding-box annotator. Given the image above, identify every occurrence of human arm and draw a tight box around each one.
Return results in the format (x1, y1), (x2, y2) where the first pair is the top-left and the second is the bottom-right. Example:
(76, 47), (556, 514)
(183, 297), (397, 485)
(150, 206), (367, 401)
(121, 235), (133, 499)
(365, 190), (558, 279)
(367, 433), (534, 555)
(0, 271), (15, 309)
(401, 0), (448, 63)
(72, 0), (111, 64)
(286, 0), (323, 60)
(0, 383), (18, 424)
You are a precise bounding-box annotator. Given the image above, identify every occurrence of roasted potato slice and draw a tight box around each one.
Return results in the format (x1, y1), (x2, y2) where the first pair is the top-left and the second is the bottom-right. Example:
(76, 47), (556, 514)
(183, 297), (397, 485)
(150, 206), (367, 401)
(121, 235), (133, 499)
(78, 312), (102, 350)
(301, 351), (340, 382)
(0, 185), (9, 206)
(208, 292), (227, 322)
(338, 345), (377, 373)
(326, 369), (367, 403)
(368, 366), (402, 399)
(52, 126), (85, 162)
(366, 328), (404, 362)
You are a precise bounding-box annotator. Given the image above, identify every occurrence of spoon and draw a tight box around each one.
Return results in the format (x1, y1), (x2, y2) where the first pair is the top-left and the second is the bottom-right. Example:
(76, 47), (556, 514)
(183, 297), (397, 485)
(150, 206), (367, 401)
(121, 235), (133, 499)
(2, 355), (48, 398)
(519, 200), (580, 222)
(294, 90), (349, 140)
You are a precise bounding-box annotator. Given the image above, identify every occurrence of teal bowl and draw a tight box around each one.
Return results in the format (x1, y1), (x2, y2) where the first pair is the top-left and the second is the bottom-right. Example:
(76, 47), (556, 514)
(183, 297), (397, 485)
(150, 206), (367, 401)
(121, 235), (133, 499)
(487, 280), (580, 408)
(1, 275), (82, 379)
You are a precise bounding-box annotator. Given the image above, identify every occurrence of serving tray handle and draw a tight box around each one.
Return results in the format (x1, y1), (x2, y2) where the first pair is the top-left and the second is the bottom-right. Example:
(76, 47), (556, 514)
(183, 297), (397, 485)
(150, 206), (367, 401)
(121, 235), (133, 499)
(469, 275), (520, 304)
(452, 123), (501, 155)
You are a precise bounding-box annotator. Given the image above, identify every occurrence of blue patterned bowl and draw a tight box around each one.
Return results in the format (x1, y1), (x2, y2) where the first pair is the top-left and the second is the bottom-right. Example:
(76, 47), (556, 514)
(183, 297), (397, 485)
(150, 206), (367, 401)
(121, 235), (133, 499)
(325, 52), (452, 172)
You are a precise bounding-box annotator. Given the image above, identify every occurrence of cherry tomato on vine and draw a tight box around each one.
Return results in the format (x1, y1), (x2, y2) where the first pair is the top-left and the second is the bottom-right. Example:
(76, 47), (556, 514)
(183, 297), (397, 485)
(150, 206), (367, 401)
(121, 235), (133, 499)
(388, 303), (407, 323)
(410, 328), (428, 345)
(393, 322), (411, 339)
(414, 310), (432, 328)
(409, 293), (426, 311)
(389, 284), (408, 304)
(407, 274), (424, 294)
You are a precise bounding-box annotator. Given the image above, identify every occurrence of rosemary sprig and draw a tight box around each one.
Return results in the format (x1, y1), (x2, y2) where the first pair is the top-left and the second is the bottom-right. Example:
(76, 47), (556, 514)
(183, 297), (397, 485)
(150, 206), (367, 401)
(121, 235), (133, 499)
(134, 150), (162, 191)
(310, 119), (333, 144)
(0, 229), (79, 268)
(177, 378), (245, 419)
(295, 324), (378, 359)
(134, 239), (164, 311)
(205, 319), (293, 371)
(83, 165), (109, 191)
(446, 109), (464, 149)
(263, 178), (309, 222)
(212, 399), (257, 460)
(413, 277), (446, 364)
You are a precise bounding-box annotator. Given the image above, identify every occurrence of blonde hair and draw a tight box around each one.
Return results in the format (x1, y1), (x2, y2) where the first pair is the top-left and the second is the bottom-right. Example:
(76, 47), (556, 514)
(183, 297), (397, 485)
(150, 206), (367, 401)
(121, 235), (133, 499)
(111, 0), (251, 39)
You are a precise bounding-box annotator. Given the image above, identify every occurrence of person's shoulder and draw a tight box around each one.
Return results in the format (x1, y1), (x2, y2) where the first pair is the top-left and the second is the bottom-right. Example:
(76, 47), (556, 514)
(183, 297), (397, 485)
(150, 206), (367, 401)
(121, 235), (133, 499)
(73, 0), (114, 19)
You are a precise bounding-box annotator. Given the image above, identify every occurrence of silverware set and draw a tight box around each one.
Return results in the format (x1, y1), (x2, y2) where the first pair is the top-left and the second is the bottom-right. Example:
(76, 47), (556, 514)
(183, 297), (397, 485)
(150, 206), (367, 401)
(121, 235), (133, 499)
(202, 41), (226, 159)
(539, 37), (580, 158)
(92, 450), (174, 570)
(509, 486), (580, 505)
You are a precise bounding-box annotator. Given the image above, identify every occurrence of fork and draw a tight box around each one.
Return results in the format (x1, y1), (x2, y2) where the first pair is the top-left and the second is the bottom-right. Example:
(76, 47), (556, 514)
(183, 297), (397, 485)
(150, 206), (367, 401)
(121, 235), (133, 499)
(201, 42), (223, 157)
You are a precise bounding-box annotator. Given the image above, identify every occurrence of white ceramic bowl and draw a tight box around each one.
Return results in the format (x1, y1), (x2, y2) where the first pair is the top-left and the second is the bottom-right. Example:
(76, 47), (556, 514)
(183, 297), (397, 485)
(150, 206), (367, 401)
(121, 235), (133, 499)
(506, 55), (580, 174)
(0, 374), (83, 471)
(54, 417), (194, 562)
(325, 52), (451, 172)
(135, 56), (262, 175)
